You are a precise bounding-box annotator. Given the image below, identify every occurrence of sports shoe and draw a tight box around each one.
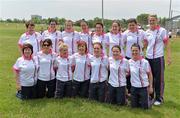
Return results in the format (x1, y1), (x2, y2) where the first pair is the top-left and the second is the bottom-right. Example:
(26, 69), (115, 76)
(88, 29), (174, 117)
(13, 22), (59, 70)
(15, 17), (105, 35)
(154, 101), (162, 106)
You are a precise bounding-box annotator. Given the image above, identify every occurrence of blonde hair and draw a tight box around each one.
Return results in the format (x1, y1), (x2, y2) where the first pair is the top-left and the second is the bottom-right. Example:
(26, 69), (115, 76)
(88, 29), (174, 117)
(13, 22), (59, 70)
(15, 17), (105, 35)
(59, 43), (68, 51)
(148, 14), (158, 19)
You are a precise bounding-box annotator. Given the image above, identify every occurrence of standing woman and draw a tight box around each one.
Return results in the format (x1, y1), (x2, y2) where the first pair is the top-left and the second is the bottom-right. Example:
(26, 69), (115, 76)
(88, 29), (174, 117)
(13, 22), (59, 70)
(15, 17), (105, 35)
(54, 43), (73, 99)
(13, 43), (37, 99)
(71, 41), (92, 98)
(89, 42), (108, 102)
(106, 20), (124, 57)
(145, 15), (171, 106)
(61, 20), (80, 55)
(79, 20), (93, 54)
(42, 18), (62, 53)
(18, 20), (42, 55)
(35, 39), (57, 98)
(108, 45), (129, 105)
(92, 22), (107, 56)
(123, 18), (147, 95)
(129, 43), (153, 109)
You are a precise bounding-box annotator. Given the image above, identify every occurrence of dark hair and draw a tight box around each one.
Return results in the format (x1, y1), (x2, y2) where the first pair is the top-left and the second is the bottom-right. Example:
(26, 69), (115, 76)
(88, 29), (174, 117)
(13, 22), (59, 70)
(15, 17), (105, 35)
(22, 43), (33, 54)
(93, 42), (103, 49)
(25, 20), (35, 28)
(131, 43), (140, 50)
(95, 22), (104, 28)
(49, 18), (58, 25)
(111, 45), (121, 52)
(80, 19), (88, 26)
(42, 39), (52, 46)
(127, 18), (137, 24)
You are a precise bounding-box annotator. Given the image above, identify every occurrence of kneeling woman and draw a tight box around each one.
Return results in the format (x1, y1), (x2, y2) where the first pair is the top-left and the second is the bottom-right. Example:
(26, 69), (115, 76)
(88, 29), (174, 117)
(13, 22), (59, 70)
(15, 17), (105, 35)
(129, 43), (153, 109)
(13, 43), (37, 99)
(71, 41), (92, 98)
(35, 39), (57, 98)
(108, 45), (129, 105)
(54, 43), (73, 98)
(89, 42), (108, 102)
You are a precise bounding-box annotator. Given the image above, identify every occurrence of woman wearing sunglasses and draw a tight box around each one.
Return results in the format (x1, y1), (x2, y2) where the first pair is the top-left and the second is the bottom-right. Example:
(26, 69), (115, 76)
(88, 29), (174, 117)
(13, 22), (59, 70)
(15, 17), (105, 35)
(35, 39), (57, 98)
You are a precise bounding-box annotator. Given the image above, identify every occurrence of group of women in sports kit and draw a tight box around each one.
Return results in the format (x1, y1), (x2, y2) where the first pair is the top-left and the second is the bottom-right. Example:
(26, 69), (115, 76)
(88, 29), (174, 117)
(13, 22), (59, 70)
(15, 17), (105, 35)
(13, 14), (171, 109)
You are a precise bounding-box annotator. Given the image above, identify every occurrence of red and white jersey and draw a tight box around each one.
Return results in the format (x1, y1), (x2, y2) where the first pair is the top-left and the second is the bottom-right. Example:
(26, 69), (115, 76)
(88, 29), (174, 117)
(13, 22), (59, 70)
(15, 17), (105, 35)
(146, 26), (168, 59)
(34, 51), (57, 81)
(90, 55), (108, 83)
(108, 57), (129, 87)
(72, 53), (92, 82)
(105, 32), (125, 57)
(13, 57), (37, 86)
(79, 32), (93, 54)
(54, 56), (73, 82)
(129, 58), (151, 88)
(123, 30), (146, 58)
(62, 31), (80, 55)
(18, 32), (42, 55)
(42, 30), (62, 53)
(92, 34), (107, 55)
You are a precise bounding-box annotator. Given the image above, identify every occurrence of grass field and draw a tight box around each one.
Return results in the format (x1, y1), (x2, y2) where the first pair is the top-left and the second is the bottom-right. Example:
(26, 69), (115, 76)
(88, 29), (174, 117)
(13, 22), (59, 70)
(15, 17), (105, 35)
(0, 23), (180, 118)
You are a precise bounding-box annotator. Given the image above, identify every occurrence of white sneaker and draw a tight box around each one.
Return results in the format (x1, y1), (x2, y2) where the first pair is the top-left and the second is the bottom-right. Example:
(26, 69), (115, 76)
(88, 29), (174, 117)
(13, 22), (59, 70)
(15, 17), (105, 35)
(154, 101), (161, 106)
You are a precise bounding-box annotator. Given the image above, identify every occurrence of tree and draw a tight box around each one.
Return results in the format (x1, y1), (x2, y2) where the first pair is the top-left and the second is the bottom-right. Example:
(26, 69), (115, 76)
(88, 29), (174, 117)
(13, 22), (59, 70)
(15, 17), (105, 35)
(136, 13), (149, 25)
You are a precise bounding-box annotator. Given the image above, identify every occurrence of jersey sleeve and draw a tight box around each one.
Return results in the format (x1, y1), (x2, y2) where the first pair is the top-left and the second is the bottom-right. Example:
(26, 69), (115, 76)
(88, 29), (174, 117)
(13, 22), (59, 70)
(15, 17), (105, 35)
(13, 58), (21, 73)
(161, 29), (169, 44)
(145, 60), (151, 73)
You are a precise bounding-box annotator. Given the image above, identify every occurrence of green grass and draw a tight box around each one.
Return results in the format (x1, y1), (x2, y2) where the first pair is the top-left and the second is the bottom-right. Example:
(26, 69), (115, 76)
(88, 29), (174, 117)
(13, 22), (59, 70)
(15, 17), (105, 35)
(0, 23), (180, 118)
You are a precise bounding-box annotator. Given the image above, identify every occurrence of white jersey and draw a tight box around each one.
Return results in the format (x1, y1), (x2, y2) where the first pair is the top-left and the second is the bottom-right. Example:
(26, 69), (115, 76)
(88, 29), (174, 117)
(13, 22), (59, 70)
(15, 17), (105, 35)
(42, 30), (62, 53)
(13, 57), (37, 86)
(123, 30), (146, 58)
(105, 32), (125, 57)
(54, 56), (73, 82)
(92, 34), (107, 55)
(90, 55), (108, 83)
(146, 26), (168, 59)
(62, 31), (80, 55)
(34, 51), (56, 81)
(18, 32), (42, 55)
(72, 53), (92, 82)
(79, 32), (93, 54)
(129, 58), (151, 88)
(108, 57), (129, 87)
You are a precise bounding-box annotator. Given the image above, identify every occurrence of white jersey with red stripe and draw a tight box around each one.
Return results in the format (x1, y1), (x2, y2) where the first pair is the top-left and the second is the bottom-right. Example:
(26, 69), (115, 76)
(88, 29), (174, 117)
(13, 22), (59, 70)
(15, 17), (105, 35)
(79, 32), (93, 54)
(105, 32), (125, 57)
(13, 57), (37, 86)
(72, 53), (92, 82)
(129, 58), (151, 88)
(54, 56), (73, 82)
(146, 26), (168, 59)
(62, 31), (80, 55)
(92, 34), (107, 55)
(123, 29), (146, 58)
(108, 57), (129, 87)
(42, 30), (62, 53)
(18, 32), (42, 55)
(34, 51), (57, 81)
(90, 55), (108, 83)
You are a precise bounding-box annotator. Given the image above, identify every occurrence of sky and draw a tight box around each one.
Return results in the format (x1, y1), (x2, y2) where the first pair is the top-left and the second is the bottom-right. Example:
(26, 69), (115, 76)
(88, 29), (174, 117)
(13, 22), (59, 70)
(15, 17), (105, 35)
(0, 0), (180, 21)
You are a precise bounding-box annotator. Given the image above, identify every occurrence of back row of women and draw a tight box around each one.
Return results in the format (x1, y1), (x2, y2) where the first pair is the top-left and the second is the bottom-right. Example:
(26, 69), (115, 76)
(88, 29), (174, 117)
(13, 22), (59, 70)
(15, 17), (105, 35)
(13, 14), (171, 109)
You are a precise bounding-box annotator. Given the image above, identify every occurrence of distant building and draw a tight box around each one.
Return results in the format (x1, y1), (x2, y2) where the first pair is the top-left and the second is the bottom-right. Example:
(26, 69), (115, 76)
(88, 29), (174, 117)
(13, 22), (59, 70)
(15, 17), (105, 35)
(31, 15), (42, 20)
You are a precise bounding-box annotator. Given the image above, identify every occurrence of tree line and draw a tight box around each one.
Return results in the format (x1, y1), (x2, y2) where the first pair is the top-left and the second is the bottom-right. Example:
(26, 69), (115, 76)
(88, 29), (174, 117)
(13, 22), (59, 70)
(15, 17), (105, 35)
(0, 13), (167, 30)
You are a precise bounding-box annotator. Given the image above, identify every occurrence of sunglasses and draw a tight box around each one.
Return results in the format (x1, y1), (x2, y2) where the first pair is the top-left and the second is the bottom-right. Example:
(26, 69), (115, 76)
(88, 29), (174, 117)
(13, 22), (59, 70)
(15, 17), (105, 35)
(29, 24), (35, 26)
(43, 44), (50, 47)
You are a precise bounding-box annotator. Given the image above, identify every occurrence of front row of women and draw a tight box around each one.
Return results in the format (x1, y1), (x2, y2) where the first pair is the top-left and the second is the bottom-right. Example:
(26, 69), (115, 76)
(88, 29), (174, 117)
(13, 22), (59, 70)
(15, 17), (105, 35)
(13, 39), (153, 109)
